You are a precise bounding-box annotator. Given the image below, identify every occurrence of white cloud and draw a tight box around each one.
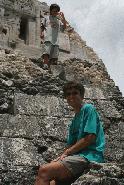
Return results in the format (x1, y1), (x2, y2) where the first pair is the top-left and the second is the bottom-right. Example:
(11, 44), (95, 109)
(39, 0), (124, 96)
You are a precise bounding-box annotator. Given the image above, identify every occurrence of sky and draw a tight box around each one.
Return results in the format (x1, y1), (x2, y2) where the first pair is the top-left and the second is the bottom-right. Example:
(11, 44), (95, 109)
(39, 0), (124, 96)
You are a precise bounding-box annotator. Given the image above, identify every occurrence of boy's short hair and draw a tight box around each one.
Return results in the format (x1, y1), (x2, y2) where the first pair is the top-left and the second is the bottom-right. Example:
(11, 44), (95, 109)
(50, 4), (60, 12)
(63, 81), (85, 98)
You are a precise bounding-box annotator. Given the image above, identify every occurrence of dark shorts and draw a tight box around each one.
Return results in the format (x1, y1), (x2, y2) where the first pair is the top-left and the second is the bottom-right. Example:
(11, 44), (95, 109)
(59, 155), (90, 177)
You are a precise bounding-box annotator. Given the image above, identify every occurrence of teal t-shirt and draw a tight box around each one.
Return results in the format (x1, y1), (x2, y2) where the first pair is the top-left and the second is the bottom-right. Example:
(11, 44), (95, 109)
(67, 103), (105, 163)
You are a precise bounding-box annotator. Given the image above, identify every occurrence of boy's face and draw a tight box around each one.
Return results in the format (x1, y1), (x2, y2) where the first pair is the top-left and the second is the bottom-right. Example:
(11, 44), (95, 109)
(65, 88), (83, 108)
(50, 8), (59, 16)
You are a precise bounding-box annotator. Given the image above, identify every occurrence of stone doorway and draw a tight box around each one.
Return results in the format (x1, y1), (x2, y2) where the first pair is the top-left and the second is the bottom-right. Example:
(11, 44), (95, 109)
(19, 17), (28, 44)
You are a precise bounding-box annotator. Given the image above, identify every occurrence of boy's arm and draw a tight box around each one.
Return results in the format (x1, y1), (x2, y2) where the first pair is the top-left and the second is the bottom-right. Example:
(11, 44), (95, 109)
(54, 134), (96, 161)
(61, 134), (96, 158)
(41, 17), (47, 31)
(58, 12), (66, 29)
(53, 134), (95, 161)
(40, 18), (46, 39)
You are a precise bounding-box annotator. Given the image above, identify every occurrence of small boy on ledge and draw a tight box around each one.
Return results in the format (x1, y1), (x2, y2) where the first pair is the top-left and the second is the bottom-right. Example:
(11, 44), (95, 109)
(41, 4), (66, 70)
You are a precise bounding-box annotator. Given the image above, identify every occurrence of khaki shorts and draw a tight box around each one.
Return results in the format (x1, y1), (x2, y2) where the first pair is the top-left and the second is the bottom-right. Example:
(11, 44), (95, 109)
(59, 155), (89, 177)
(42, 41), (59, 59)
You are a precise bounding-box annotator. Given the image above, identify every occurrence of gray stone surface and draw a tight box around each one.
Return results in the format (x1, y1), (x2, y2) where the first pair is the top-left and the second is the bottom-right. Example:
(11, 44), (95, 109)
(59, 32), (70, 52)
(72, 163), (124, 185)
(105, 121), (124, 162)
(85, 87), (106, 100)
(15, 93), (64, 117)
(0, 1), (124, 185)
(0, 51), (123, 184)
(70, 41), (85, 59)
(1, 137), (39, 166)
(1, 114), (43, 137)
(95, 100), (121, 119)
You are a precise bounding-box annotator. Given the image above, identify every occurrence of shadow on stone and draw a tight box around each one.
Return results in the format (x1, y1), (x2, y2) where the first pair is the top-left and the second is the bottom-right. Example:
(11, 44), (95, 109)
(37, 146), (48, 154)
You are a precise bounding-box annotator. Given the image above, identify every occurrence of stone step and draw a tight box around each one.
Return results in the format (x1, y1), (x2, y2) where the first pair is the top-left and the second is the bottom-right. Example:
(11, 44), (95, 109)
(16, 43), (42, 59)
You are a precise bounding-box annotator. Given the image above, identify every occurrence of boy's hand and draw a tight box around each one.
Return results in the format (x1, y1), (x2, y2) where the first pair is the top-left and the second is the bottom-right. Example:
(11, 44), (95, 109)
(59, 12), (65, 17)
(57, 12), (66, 29)
(52, 156), (60, 162)
(52, 153), (68, 162)
(59, 153), (67, 160)
(58, 12), (65, 20)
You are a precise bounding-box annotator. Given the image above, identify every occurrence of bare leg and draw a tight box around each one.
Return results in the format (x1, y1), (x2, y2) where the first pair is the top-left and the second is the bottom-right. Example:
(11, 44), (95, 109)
(34, 176), (50, 185)
(34, 161), (73, 185)
(43, 54), (49, 65)
(50, 180), (56, 185)
(50, 58), (58, 65)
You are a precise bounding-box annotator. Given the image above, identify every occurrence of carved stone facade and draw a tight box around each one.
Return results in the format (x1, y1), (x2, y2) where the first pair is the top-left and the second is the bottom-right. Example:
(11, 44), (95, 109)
(0, 0), (71, 58)
(0, 0), (40, 48)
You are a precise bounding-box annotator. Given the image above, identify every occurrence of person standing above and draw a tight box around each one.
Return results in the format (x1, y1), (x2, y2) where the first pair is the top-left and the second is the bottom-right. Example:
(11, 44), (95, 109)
(34, 81), (105, 185)
(41, 4), (66, 70)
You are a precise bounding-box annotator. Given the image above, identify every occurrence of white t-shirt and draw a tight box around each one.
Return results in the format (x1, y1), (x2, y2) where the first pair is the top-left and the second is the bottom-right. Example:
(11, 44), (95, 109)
(42, 15), (64, 45)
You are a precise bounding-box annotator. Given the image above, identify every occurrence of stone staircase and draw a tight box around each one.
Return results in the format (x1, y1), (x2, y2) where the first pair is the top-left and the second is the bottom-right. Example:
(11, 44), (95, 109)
(16, 40), (42, 59)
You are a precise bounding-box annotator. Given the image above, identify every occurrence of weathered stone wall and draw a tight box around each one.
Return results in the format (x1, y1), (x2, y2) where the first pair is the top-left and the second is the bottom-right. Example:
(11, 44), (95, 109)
(1, 0), (36, 16)
(0, 1), (124, 185)
(0, 0), (71, 57)
(0, 47), (124, 184)
(0, 0), (42, 48)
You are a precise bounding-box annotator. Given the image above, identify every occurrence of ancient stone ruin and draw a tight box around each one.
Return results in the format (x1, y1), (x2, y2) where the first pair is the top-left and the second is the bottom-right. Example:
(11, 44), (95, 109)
(0, 0), (70, 58)
(0, 0), (124, 184)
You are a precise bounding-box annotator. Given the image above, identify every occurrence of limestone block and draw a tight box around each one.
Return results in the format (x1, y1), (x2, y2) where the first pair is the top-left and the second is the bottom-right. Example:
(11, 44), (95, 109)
(59, 32), (70, 53)
(0, 8), (4, 17)
(0, 34), (8, 47)
(58, 51), (71, 62)
(85, 87), (106, 100)
(70, 41), (85, 59)
(40, 2), (49, 13)
(2, 0), (14, 9)
(1, 115), (44, 138)
(35, 14), (41, 47)
(42, 141), (65, 161)
(118, 122), (124, 141)
(50, 65), (65, 79)
(72, 163), (124, 185)
(0, 114), (69, 142)
(42, 116), (67, 141)
(28, 20), (36, 46)
(64, 66), (76, 81)
(96, 100), (121, 118)
(14, 0), (35, 15)
(105, 121), (124, 162)
(15, 93), (64, 117)
(0, 139), (4, 164)
(0, 138), (39, 166)
(0, 114), (8, 135)
(1, 166), (36, 185)
(16, 44), (42, 59)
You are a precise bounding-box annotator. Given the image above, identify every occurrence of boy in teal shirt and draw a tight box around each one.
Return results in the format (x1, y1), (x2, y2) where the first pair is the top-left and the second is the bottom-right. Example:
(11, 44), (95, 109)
(34, 81), (105, 185)
(67, 103), (105, 163)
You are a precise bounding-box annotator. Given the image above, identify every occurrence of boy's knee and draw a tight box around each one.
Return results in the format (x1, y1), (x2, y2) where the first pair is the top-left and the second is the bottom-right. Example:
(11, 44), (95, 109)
(38, 165), (50, 181)
(38, 164), (47, 174)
